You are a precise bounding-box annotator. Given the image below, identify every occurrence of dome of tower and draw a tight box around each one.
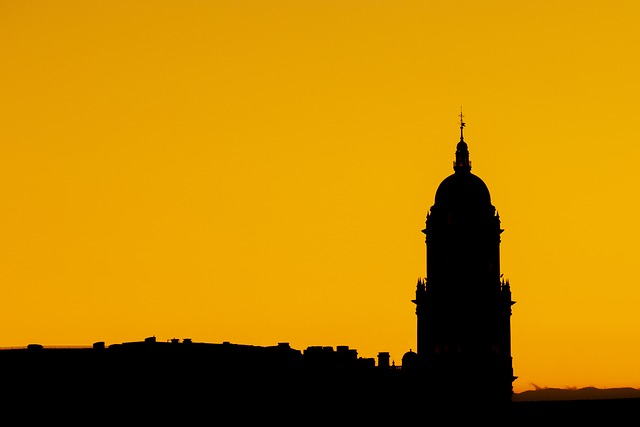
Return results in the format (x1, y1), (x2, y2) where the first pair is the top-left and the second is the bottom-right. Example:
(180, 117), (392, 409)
(434, 172), (492, 211)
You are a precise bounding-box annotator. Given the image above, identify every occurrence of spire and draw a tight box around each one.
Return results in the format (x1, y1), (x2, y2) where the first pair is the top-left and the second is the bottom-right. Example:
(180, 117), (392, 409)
(453, 107), (471, 173)
(459, 107), (465, 141)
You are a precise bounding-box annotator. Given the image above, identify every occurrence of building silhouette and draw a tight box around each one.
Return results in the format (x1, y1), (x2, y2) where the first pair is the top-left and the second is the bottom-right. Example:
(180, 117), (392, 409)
(0, 117), (518, 418)
(410, 114), (515, 404)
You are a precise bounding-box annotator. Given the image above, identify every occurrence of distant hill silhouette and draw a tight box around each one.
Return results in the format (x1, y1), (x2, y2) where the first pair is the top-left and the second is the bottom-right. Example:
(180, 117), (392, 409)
(510, 391), (640, 423)
(514, 386), (640, 401)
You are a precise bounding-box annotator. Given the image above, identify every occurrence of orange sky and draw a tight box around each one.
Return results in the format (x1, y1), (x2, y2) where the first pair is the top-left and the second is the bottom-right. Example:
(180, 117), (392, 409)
(1, 1), (640, 393)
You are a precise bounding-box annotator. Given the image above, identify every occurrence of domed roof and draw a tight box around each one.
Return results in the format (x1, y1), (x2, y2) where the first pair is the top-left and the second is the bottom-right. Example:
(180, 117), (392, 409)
(434, 171), (492, 211)
(432, 118), (493, 211)
(401, 349), (418, 367)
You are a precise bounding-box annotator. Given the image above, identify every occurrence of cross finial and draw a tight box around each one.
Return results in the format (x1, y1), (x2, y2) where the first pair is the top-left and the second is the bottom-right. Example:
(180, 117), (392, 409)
(459, 106), (465, 140)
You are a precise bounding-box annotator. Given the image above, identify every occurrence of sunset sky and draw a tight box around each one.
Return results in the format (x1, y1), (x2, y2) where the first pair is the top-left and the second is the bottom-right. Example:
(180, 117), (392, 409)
(2, 1), (640, 393)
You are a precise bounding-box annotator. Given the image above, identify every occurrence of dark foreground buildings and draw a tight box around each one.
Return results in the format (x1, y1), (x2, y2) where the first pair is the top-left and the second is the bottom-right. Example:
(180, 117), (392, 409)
(0, 120), (519, 418)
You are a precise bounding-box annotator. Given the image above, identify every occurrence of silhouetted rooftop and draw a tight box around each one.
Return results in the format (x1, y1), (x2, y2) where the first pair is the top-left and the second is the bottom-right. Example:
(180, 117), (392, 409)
(434, 171), (493, 212)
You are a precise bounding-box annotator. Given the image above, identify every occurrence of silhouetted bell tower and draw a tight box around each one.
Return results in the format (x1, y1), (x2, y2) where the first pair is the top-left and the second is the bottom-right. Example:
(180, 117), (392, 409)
(412, 112), (515, 404)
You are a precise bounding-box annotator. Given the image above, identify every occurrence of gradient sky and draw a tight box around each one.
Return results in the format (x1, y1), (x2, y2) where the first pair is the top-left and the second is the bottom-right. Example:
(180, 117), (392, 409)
(1, 1), (640, 393)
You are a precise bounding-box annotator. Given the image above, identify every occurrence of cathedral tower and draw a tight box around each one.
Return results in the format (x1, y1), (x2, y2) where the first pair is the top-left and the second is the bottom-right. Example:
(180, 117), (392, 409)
(412, 114), (515, 404)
